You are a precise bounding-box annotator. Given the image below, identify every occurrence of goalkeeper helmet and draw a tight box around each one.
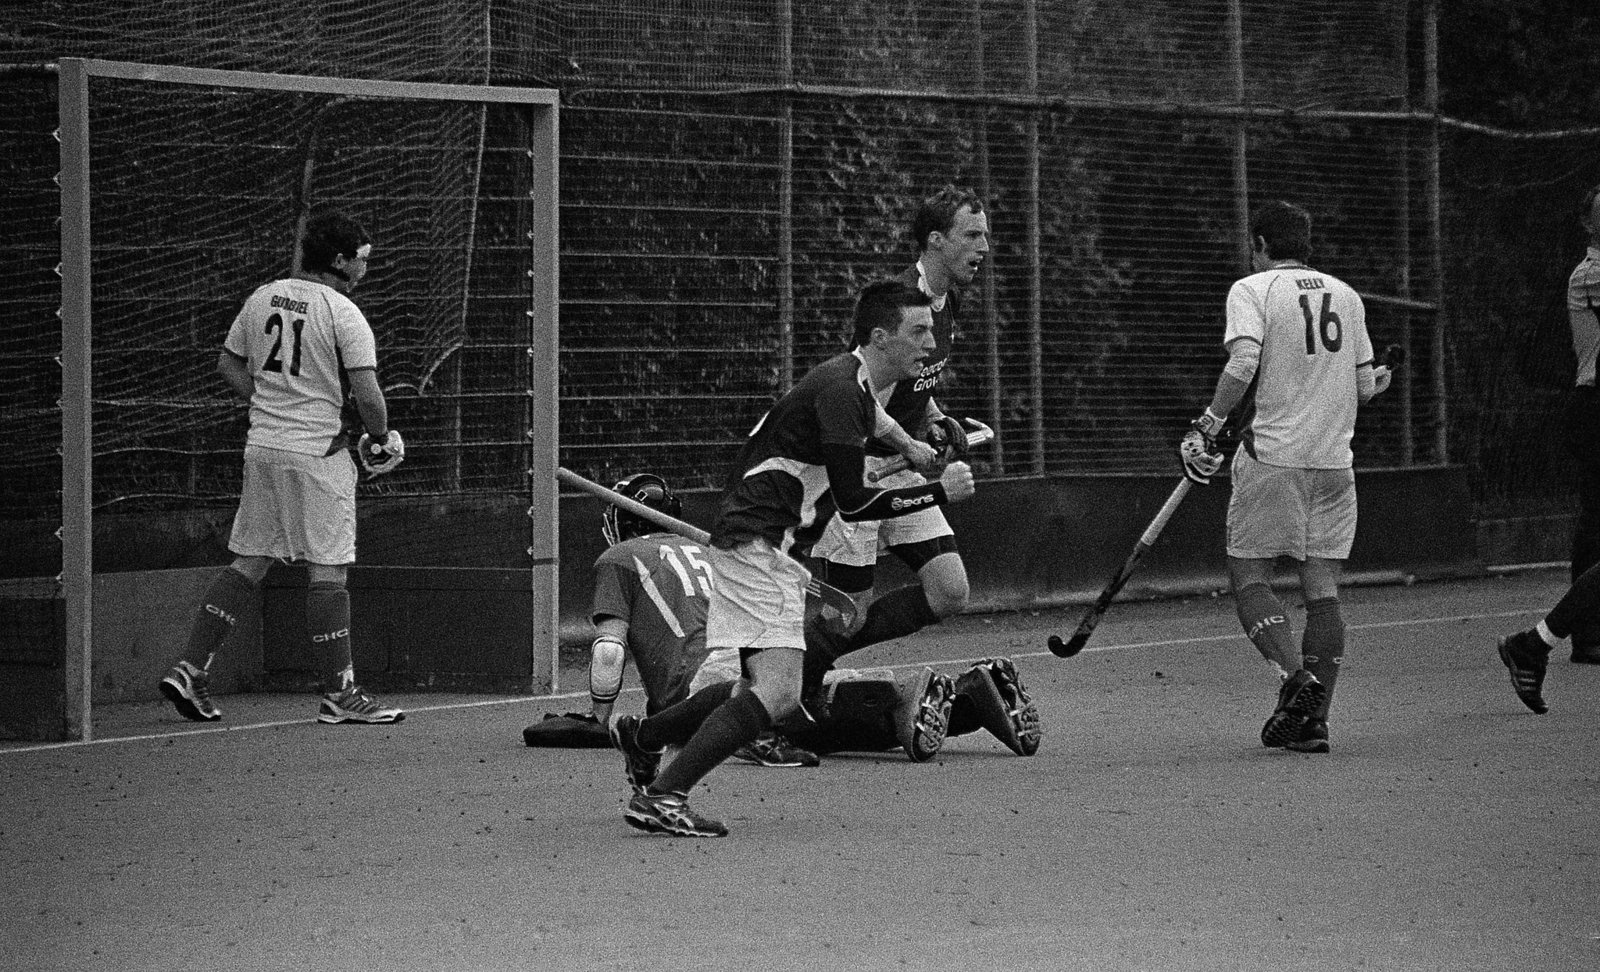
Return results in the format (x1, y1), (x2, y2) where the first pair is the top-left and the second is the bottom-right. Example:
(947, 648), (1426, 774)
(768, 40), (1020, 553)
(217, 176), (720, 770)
(602, 473), (681, 546)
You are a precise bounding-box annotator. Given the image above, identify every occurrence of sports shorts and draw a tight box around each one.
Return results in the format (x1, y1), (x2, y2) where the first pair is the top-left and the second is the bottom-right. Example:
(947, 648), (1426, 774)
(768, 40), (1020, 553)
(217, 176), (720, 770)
(705, 539), (810, 652)
(229, 444), (357, 566)
(1226, 449), (1356, 561)
(807, 460), (954, 568)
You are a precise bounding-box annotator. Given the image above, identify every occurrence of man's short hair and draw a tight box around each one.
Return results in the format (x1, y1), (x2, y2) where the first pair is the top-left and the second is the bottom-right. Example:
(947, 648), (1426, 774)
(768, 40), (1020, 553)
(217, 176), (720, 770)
(851, 280), (933, 347)
(1581, 184), (1600, 235)
(910, 185), (985, 253)
(1251, 200), (1313, 262)
(301, 209), (371, 274)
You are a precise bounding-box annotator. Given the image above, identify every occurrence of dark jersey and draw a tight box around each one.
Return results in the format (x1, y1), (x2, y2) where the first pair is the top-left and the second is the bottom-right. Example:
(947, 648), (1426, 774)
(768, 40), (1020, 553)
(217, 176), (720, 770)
(591, 533), (713, 710)
(714, 352), (949, 553)
(864, 264), (960, 456)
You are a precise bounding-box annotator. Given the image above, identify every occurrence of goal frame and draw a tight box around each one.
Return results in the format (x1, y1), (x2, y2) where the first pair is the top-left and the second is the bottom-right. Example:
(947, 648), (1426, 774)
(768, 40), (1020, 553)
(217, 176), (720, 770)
(55, 58), (560, 740)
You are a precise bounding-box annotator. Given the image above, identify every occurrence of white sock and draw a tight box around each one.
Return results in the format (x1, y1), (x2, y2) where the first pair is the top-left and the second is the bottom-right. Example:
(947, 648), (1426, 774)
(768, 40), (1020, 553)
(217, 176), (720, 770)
(1535, 621), (1561, 649)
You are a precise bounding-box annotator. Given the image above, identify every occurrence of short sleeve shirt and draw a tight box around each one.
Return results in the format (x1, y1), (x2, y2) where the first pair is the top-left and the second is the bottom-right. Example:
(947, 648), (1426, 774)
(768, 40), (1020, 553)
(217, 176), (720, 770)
(591, 533), (712, 709)
(1568, 246), (1600, 387)
(712, 352), (876, 552)
(224, 277), (377, 456)
(1224, 264), (1372, 469)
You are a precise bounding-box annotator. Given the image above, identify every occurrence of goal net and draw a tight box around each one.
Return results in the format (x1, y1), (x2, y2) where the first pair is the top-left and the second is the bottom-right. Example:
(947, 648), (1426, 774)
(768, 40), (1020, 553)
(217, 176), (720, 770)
(0, 59), (557, 739)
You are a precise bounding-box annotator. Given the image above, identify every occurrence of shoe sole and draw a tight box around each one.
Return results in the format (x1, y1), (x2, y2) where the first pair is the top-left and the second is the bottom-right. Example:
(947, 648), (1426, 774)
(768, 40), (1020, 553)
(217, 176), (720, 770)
(317, 711), (405, 724)
(731, 753), (807, 768)
(159, 680), (220, 722)
(1284, 739), (1330, 754)
(988, 659), (1043, 757)
(908, 675), (954, 762)
(1260, 679), (1327, 748)
(1497, 638), (1549, 714)
(624, 807), (727, 838)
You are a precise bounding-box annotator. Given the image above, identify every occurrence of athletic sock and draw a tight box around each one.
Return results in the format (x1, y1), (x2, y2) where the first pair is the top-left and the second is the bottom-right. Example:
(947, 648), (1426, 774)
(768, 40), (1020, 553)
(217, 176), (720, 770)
(845, 584), (939, 653)
(649, 690), (772, 796)
(306, 581), (353, 691)
(1545, 559), (1600, 642)
(183, 567), (258, 664)
(1233, 582), (1298, 676)
(800, 584), (938, 700)
(1534, 621), (1561, 650)
(1301, 597), (1344, 719)
(636, 680), (737, 751)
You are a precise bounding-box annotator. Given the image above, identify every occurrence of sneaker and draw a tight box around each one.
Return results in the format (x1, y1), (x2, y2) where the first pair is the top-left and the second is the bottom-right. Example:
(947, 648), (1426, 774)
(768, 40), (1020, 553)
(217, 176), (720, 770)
(159, 660), (221, 722)
(952, 657), (1042, 756)
(608, 714), (664, 789)
(1260, 669), (1327, 748)
(317, 685), (405, 724)
(732, 732), (821, 768)
(1497, 630), (1550, 714)
(624, 788), (727, 838)
(894, 667), (954, 762)
(1570, 643), (1600, 665)
(1284, 718), (1330, 754)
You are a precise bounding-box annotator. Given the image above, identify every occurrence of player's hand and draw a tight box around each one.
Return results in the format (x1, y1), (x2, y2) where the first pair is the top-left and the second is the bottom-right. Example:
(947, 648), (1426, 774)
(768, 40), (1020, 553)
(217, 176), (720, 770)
(899, 438), (941, 475)
(357, 429), (406, 476)
(926, 414), (970, 462)
(1372, 365), (1393, 396)
(1180, 410), (1225, 485)
(940, 461), (975, 502)
(1179, 431), (1223, 485)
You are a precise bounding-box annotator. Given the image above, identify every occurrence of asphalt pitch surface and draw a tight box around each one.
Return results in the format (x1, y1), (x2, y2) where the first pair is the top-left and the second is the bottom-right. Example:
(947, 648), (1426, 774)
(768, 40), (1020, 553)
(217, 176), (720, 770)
(4, 569), (1598, 971)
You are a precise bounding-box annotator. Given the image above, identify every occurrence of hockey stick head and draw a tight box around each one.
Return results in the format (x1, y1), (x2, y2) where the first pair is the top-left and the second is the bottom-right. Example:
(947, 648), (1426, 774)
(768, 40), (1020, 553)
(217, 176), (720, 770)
(1047, 633), (1085, 658)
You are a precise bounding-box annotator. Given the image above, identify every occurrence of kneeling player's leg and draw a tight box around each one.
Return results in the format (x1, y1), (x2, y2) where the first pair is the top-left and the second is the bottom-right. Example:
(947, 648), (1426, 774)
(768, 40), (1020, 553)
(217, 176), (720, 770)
(649, 647), (798, 795)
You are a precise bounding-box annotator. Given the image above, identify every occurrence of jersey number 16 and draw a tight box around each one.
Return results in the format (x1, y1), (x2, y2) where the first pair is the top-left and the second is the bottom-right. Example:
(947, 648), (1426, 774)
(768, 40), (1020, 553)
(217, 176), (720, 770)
(1300, 292), (1343, 355)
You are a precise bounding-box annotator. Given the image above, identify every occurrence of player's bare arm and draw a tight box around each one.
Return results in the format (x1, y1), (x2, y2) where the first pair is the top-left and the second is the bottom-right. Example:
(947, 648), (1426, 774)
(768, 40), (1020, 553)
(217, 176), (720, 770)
(216, 350), (254, 403)
(873, 412), (939, 472)
(346, 367), (390, 439)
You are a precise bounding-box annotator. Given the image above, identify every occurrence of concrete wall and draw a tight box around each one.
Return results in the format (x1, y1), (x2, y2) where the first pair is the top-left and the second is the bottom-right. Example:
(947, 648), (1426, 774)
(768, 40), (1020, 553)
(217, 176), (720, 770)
(1, 466), (1486, 738)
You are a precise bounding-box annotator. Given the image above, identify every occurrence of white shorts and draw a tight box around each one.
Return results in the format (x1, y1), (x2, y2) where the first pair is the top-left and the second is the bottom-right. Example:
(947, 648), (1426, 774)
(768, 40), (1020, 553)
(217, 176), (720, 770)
(1226, 449), (1356, 561)
(229, 444), (357, 566)
(705, 540), (810, 651)
(807, 460), (954, 568)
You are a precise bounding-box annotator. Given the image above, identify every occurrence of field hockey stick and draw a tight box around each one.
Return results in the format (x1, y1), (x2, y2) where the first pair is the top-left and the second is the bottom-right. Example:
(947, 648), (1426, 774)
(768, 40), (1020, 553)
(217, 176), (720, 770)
(868, 422), (995, 482)
(1046, 343), (1404, 658)
(1047, 477), (1194, 658)
(556, 466), (860, 630)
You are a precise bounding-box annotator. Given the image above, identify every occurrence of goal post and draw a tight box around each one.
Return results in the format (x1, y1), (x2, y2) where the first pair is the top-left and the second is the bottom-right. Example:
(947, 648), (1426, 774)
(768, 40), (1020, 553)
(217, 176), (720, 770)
(43, 58), (559, 741)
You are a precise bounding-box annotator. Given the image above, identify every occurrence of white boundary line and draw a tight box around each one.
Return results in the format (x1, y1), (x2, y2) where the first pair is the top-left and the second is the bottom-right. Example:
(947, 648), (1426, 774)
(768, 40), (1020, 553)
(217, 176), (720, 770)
(0, 607), (1539, 756)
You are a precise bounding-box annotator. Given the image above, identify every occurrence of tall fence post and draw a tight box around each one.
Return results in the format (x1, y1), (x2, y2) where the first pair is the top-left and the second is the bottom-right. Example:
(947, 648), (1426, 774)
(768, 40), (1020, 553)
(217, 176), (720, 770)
(1424, 0), (1448, 464)
(970, 0), (1004, 473)
(778, 0), (795, 393)
(57, 58), (93, 741)
(1025, 0), (1044, 474)
(1227, 0), (1250, 271)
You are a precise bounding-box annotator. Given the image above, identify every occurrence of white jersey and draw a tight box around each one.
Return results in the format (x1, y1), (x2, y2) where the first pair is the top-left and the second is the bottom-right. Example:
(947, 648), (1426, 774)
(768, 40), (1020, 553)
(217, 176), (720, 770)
(1224, 262), (1372, 469)
(1568, 245), (1600, 387)
(223, 277), (377, 456)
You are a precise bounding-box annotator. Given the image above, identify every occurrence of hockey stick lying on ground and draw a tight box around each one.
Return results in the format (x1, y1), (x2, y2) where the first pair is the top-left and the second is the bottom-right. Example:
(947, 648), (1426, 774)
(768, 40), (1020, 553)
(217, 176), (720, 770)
(867, 422), (995, 482)
(1046, 343), (1407, 659)
(1047, 477), (1193, 658)
(556, 466), (860, 630)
